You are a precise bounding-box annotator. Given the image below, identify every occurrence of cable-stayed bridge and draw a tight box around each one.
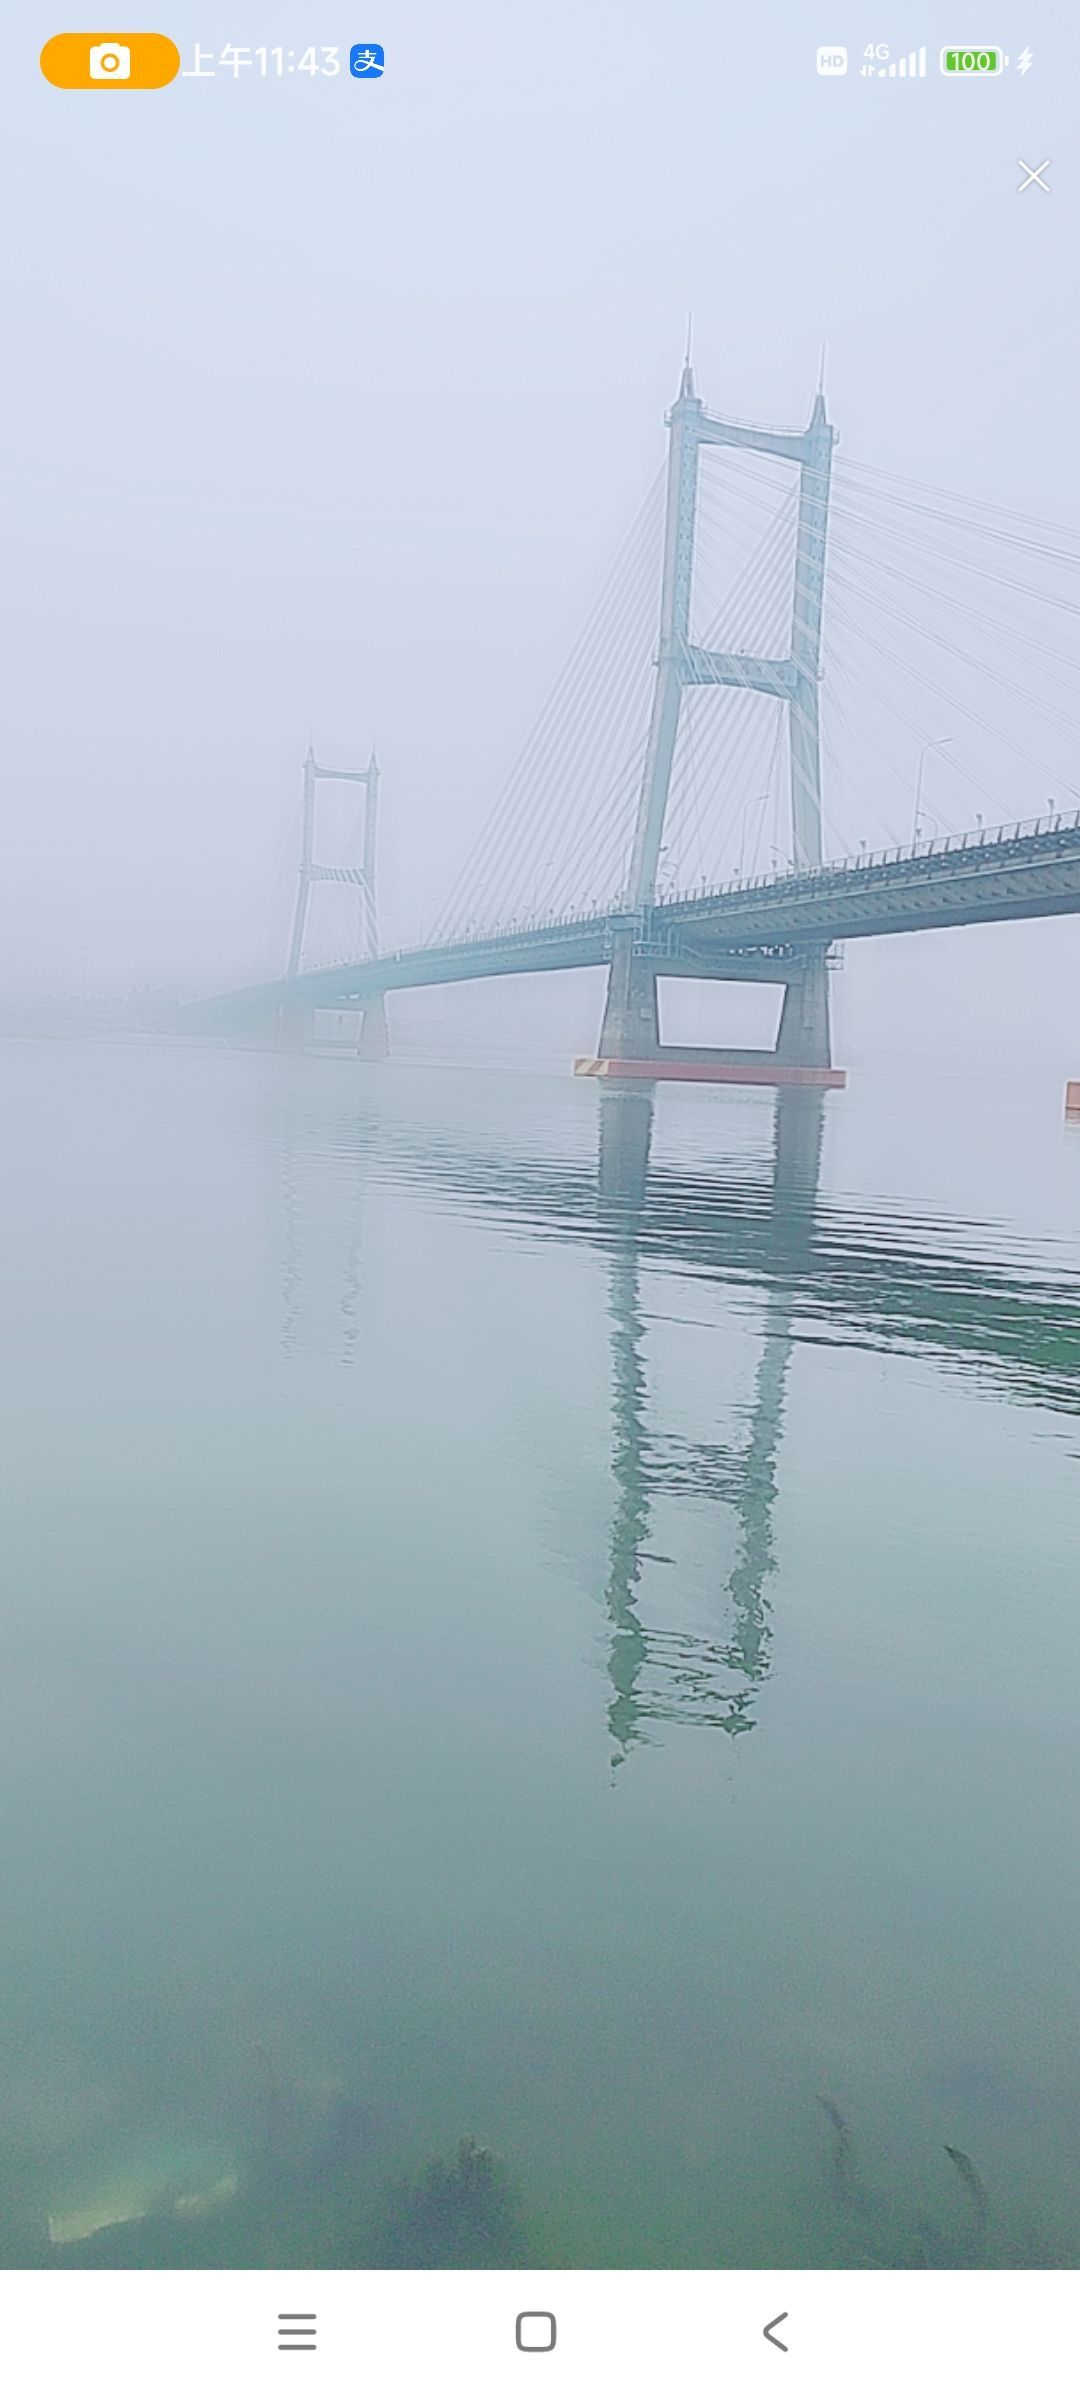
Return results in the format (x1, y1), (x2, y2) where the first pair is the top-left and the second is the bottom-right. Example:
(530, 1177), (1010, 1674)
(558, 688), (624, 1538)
(191, 362), (1080, 1083)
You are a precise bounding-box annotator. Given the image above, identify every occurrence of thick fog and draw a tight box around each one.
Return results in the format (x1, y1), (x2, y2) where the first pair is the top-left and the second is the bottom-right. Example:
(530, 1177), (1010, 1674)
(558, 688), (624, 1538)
(4, 0), (1078, 1066)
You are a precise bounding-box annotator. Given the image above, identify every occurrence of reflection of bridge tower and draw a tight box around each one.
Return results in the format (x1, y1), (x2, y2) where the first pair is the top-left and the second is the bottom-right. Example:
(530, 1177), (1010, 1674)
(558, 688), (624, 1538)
(281, 746), (388, 1059)
(599, 1085), (823, 1765)
(278, 1088), (381, 1363)
(599, 365), (838, 1082)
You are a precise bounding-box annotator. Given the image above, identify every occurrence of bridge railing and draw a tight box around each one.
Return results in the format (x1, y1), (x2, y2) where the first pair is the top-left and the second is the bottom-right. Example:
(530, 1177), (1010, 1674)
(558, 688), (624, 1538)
(334, 807), (1080, 972)
(650, 806), (1080, 922)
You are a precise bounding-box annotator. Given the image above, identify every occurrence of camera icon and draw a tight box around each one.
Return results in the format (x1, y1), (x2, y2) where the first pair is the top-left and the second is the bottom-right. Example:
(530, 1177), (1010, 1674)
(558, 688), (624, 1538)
(89, 41), (131, 79)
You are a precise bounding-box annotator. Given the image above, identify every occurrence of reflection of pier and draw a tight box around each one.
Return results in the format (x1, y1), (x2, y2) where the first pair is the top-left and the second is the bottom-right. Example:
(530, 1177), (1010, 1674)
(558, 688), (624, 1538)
(269, 1071), (1080, 1766)
(279, 1085), (380, 1363)
(599, 1088), (822, 1762)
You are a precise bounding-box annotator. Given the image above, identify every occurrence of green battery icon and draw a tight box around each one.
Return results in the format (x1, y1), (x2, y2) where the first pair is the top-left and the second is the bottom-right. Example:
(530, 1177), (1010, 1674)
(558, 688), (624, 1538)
(941, 46), (1004, 72)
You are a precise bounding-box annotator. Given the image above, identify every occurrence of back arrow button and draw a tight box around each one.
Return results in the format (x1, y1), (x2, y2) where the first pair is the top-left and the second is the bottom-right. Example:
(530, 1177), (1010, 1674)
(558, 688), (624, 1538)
(763, 2312), (789, 2352)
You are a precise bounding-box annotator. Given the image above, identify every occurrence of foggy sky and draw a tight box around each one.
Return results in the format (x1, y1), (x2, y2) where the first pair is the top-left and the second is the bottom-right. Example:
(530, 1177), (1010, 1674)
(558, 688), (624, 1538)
(5, 0), (1079, 1065)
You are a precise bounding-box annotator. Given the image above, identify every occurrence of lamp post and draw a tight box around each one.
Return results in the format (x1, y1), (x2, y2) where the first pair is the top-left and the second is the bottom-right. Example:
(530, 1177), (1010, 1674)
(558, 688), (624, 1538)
(737, 792), (772, 881)
(913, 737), (953, 845)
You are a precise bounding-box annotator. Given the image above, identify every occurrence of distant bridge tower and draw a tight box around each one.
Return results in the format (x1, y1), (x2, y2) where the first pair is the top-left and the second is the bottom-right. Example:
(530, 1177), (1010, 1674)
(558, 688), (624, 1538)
(282, 745), (388, 1058)
(600, 364), (838, 1078)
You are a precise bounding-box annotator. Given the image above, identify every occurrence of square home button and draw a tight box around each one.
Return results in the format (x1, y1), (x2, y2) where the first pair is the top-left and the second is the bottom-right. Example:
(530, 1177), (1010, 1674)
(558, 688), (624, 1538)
(516, 2311), (557, 2353)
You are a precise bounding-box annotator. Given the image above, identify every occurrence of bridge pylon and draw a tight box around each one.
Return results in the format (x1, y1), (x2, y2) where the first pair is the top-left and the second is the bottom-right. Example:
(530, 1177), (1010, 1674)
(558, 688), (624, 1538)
(279, 744), (388, 1059)
(598, 363), (840, 1087)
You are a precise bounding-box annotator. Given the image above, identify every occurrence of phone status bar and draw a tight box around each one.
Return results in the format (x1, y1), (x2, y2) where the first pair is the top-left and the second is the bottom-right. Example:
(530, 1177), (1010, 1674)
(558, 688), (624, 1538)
(815, 42), (1034, 77)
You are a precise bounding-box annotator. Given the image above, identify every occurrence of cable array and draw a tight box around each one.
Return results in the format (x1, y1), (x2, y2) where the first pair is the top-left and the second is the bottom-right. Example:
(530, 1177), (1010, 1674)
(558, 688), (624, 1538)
(712, 449), (1080, 857)
(429, 474), (665, 942)
(302, 431), (1080, 963)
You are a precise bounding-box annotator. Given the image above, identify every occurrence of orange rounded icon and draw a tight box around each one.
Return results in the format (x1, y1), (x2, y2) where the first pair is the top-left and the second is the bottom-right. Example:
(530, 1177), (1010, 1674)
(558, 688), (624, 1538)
(40, 32), (180, 88)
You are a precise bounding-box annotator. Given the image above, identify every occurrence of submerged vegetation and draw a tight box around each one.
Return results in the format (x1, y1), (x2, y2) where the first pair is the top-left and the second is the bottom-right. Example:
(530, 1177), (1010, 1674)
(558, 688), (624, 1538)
(6, 2041), (532, 2271)
(378, 2138), (527, 2268)
(814, 2096), (1055, 2268)
(0, 2052), (1064, 2270)
(29, 2126), (527, 2272)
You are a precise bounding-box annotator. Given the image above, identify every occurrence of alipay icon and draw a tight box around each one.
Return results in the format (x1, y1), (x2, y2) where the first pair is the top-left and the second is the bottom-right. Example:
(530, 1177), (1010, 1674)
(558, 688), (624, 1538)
(350, 43), (384, 76)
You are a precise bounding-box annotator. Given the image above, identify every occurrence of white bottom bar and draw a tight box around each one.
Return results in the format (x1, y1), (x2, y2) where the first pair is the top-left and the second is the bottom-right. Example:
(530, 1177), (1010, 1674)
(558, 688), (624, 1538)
(3, 2267), (1075, 2398)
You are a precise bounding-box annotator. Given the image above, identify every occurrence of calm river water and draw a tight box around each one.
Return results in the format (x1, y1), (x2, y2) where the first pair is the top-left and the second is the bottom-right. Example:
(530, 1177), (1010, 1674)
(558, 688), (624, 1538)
(2, 1038), (1079, 2268)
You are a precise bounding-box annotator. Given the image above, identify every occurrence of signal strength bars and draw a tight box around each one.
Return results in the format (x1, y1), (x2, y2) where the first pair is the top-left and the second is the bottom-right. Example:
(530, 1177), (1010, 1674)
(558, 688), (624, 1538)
(860, 46), (927, 75)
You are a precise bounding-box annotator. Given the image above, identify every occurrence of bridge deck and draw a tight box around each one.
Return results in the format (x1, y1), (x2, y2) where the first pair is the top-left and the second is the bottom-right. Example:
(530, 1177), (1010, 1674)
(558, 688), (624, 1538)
(189, 814), (1080, 1029)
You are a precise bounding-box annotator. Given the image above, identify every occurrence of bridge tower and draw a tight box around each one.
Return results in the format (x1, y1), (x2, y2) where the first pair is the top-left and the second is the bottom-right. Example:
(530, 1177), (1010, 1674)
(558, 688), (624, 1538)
(281, 745), (388, 1059)
(599, 364), (838, 1080)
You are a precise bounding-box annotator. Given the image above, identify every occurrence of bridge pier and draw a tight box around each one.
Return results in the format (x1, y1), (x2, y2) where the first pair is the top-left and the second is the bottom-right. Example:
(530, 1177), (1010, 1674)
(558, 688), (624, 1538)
(355, 993), (389, 1061)
(587, 936), (843, 1088)
(598, 931), (660, 1061)
(274, 1001), (315, 1054)
(774, 946), (833, 1072)
(272, 995), (389, 1060)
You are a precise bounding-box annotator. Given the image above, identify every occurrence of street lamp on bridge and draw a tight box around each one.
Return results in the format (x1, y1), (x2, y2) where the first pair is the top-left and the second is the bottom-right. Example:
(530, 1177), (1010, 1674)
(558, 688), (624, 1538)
(913, 736), (954, 846)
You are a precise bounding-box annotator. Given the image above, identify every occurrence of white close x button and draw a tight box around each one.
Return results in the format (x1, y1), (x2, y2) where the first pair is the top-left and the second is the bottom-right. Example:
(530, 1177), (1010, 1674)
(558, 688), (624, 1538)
(1017, 157), (1051, 192)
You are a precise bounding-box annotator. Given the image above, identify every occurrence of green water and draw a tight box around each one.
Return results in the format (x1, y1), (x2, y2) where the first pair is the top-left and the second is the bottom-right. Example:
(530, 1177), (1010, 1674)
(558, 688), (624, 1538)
(2, 1039), (1079, 2269)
